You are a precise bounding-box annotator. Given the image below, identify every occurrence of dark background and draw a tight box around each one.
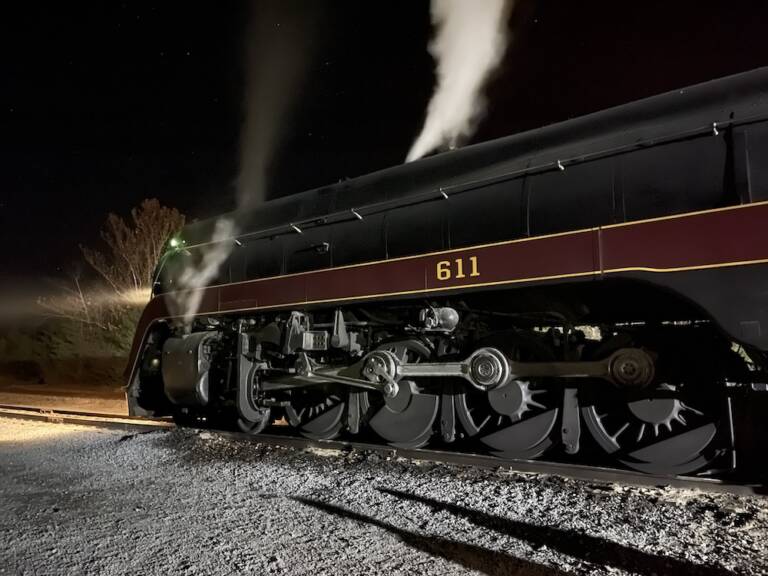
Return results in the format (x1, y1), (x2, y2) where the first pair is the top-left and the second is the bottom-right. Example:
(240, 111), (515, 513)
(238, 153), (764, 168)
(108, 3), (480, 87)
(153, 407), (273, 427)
(3, 0), (768, 281)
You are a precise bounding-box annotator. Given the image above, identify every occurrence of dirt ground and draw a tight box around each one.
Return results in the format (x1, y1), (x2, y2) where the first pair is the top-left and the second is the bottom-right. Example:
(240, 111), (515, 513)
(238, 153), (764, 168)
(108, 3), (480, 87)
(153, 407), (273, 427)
(0, 381), (127, 415)
(1, 417), (766, 576)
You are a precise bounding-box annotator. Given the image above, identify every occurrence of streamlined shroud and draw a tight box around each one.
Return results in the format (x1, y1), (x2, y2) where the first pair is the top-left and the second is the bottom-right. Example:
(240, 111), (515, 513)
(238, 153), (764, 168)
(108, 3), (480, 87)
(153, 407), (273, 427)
(127, 68), (768, 480)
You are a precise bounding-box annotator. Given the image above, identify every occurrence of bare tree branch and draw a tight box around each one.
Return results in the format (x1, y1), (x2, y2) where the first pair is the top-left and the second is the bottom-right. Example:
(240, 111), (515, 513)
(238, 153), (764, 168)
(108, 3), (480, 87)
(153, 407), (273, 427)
(80, 199), (185, 296)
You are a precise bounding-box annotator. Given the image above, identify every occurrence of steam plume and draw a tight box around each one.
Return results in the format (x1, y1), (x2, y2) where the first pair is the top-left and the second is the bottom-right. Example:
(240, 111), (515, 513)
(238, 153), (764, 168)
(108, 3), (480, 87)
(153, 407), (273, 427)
(407, 0), (513, 162)
(169, 218), (237, 325)
(238, 0), (319, 209)
(166, 1), (319, 325)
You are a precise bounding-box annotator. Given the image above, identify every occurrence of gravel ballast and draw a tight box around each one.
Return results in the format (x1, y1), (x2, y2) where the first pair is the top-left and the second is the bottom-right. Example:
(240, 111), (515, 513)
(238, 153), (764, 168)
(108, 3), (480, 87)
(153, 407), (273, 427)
(0, 417), (766, 575)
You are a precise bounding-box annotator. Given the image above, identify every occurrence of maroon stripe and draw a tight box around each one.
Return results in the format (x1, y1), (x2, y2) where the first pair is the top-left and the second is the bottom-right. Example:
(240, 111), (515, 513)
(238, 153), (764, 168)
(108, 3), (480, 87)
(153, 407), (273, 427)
(216, 229), (599, 307)
(219, 274), (306, 311)
(601, 203), (768, 270)
(307, 257), (427, 302)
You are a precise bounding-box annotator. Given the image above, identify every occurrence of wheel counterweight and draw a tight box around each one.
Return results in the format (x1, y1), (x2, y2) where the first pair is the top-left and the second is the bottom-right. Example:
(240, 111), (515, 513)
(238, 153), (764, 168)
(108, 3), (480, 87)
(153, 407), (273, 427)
(366, 340), (439, 448)
(582, 383), (724, 475)
(455, 333), (559, 459)
(456, 381), (559, 459)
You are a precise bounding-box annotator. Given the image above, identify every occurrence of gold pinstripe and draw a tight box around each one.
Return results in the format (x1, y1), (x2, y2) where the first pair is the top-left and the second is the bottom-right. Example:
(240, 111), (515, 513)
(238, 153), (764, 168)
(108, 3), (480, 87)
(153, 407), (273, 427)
(602, 257), (768, 274)
(148, 201), (768, 317)
(152, 257), (768, 322)
(174, 199), (768, 292)
(601, 199), (768, 229)
(196, 227), (596, 289)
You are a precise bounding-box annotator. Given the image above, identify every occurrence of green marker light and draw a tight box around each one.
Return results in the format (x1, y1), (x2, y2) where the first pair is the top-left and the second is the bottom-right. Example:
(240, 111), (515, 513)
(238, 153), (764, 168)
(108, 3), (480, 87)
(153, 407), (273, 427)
(169, 237), (180, 248)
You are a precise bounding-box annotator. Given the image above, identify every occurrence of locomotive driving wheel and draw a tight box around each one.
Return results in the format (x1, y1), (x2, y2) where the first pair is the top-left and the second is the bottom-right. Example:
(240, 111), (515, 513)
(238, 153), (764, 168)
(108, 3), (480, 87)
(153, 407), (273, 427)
(582, 383), (723, 475)
(365, 339), (439, 449)
(455, 333), (559, 459)
(284, 386), (347, 440)
(457, 380), (559, 459)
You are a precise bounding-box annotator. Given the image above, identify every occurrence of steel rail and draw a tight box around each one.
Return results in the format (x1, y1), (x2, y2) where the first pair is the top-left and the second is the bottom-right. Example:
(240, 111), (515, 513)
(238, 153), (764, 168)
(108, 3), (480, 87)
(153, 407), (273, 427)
(0, 404), (764, 496)
(231, 431), (766, 497)
(0, 404), (173, 432)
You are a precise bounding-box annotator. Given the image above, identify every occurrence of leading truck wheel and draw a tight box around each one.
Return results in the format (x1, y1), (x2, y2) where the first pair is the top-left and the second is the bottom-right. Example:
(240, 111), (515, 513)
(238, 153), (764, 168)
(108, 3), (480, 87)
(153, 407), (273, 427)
(237, 409), (272, 434)
(582, 383), (723, 475)
(284, 387), (347, 440)
(365, 339), (439, 449)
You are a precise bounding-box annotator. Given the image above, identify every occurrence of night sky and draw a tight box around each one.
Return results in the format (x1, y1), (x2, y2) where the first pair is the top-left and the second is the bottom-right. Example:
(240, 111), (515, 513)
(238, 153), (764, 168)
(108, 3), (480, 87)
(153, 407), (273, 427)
(3, 0), (768, 283)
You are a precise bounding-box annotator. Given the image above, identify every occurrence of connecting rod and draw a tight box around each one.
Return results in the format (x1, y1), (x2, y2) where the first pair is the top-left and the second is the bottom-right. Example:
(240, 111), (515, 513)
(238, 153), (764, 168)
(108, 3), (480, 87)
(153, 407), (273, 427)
(262, 347), (655, 398)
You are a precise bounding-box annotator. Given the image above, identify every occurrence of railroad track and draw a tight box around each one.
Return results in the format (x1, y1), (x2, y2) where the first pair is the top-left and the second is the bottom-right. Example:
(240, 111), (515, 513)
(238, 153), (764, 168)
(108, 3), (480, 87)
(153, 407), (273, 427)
(0, 404), (173, 432)
(1, 404), (764, 496)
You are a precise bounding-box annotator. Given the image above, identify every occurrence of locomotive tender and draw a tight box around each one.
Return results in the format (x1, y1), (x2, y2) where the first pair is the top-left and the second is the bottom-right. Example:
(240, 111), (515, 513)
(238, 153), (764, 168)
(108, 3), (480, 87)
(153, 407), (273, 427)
(127, 68), (768, 478)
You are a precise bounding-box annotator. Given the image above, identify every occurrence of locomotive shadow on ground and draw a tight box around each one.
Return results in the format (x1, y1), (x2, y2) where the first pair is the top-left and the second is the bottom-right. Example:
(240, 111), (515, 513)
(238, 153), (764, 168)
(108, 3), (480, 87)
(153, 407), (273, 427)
(294, 496), (568, 576)
(378, 488), (736, 576)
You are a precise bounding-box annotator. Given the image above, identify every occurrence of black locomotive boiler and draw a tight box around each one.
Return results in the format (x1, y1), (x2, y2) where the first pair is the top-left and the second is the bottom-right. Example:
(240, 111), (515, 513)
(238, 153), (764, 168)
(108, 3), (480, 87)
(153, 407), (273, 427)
(126, 68), (768, 479)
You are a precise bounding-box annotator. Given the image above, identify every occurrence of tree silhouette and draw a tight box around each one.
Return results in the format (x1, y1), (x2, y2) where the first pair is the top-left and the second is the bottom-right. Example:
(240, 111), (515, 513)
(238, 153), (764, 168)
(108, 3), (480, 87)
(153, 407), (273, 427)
(81, 198), (185, 295)
(38, 199), (185, 355)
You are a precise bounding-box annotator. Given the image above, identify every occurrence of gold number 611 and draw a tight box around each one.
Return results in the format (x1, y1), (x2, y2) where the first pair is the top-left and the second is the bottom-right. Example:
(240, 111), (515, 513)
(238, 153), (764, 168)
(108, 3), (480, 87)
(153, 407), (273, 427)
(436, 256), (479, 281)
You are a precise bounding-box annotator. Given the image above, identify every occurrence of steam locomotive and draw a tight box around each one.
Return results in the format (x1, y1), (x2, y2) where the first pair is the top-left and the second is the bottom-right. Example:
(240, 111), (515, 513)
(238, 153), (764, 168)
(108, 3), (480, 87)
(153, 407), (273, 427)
(126, 68), (768, 479)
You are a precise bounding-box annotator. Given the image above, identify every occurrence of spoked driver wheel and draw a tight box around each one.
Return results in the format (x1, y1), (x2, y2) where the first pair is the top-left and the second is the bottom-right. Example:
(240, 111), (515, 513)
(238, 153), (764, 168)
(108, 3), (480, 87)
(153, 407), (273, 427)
(366, 339), (439, 449)
(583, 383), (724, 475)
(285, 386), (347, 440)
(457, 380), (559, 459)
(456, 333), (558, 459)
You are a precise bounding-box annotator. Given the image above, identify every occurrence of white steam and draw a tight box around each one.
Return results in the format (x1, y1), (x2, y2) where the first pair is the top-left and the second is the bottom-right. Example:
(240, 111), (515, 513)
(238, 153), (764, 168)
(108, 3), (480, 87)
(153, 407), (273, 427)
(407, 0), (513, 162)
(169, 218), (236, 325)
(238, 0), (319, 209)
(164, 1), (319, 326)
